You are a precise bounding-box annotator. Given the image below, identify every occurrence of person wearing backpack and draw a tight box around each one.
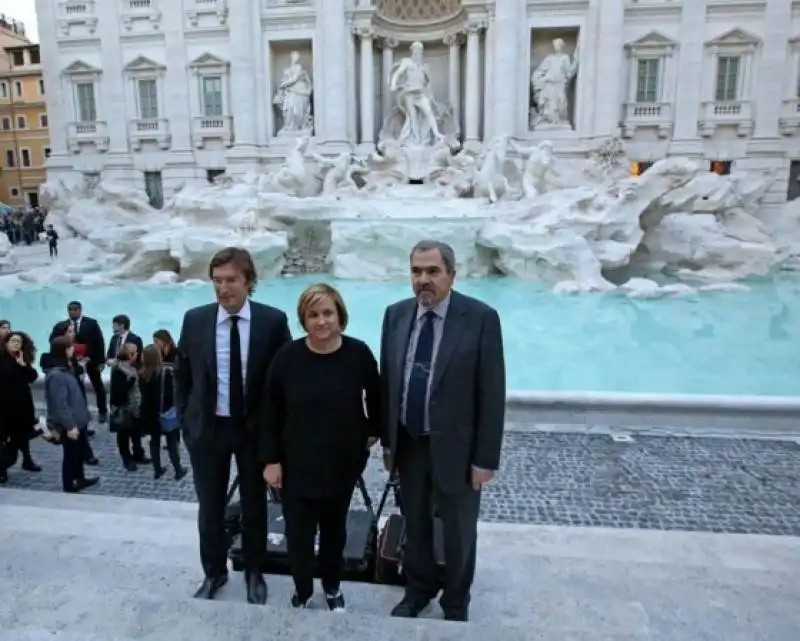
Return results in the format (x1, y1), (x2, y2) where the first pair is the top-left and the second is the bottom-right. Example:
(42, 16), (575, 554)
(109, 342), (148, 471)
(138, 344), (187, 481)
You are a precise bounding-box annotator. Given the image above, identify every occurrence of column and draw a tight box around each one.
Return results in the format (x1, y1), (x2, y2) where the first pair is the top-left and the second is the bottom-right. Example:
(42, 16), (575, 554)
(319, 0), (349, 144)
(443, 33), (462, 125)
(486, 0), (522, 138)
(381, 39), (398, 123)
(33, 0), (67, 156)
(590, 0), (625, 137)
(227, 0), (256, 149)
(98, 1), (127, 154)
(672, 0), (708, 141)
(465, 22), (483, 143)
(357, 27), (376, 144)
(162, 3), (191, 152)
(754, 0), (792, 136)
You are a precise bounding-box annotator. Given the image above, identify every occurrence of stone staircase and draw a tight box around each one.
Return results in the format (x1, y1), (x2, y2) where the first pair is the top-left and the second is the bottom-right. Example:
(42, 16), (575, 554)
(0, 488), (798, 641)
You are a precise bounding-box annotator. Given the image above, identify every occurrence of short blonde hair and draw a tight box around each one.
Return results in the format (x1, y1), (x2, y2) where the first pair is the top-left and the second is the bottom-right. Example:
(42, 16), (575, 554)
(297, 283), (349, 331)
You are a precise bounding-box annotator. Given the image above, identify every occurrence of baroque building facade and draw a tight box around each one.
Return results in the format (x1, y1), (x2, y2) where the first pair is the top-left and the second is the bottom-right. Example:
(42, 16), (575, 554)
(33, 0), (800, 213)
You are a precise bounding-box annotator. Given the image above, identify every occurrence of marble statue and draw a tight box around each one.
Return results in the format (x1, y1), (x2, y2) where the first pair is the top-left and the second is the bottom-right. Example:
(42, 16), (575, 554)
(379, 41), (459, 148)
(509, 139), (555, 198)
(530, 38), (579, 128)
(272, 51), (313, 135)
(306, 150), (360, 195)
(472, 136), (511, 203)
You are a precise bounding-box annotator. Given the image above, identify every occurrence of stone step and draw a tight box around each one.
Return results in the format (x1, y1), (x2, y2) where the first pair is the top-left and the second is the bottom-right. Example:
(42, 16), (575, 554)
(1, 490), (798, 640)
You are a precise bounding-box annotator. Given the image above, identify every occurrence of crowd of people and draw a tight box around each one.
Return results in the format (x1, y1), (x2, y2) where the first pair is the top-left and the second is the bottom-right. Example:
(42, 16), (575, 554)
(0, 239), (506, 623)
(0, 312), (186, 489)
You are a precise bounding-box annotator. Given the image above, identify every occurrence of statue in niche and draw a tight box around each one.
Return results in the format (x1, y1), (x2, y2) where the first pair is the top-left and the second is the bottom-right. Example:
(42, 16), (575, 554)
(272, 51), (314, 135)
(530, 38), (579, 128)
(379, 41), (459, 148)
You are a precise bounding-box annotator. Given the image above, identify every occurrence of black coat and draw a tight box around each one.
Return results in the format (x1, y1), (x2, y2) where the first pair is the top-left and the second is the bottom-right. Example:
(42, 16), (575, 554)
(0, 351), (38, 443)
(66, 316), (105, 366)
(139, 367), (175, 437)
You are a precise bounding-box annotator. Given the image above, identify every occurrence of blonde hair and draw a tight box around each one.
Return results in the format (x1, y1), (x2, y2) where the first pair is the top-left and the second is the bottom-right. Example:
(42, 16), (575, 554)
(297, 283), (349, 331)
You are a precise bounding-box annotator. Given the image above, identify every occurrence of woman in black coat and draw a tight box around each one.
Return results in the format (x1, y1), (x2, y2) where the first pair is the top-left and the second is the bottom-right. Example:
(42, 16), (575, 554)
(0, 331), (40, 482)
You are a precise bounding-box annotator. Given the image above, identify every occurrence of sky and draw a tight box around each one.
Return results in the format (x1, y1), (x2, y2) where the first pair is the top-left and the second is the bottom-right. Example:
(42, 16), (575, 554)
(0, 0), (38, 43)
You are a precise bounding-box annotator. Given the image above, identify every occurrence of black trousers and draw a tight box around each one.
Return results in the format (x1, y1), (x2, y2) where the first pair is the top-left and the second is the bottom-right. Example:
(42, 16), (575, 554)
(150, 430), (182, 472)
(61, 436), (84, 491)
(49, 243), (57, 257)
(282, 489), (352, 600)
(79, 428), (95, 462)
(116, 427), (145, 464)
(85, 366), (107, 415)
(188, 417), (266, 577)
(396, 428), (481, 615)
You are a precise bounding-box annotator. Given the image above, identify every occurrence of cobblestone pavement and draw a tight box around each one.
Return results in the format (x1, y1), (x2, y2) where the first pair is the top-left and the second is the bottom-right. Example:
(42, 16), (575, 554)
(3, 428), (800, 536)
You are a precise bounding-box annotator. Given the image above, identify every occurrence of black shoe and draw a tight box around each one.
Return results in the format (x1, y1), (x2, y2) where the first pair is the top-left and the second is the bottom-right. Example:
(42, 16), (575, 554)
(443, 609), (469, 622)
(290, 592), (311, 609)
(64, 477), (99, 493)
(85, 457), (99, 466)
(194, 574), (228, 600)
(21, 459), (41, 472)
(325, 590), (346, 612)
(245, 571), (267, 605)
(175, 466), (188, 481)
(87, 429), (96, 437)
(154, 466), (167, 480)
(96, 414), (107, 425)
(390, 597), (429, 618)
(124, 462), (137, 472)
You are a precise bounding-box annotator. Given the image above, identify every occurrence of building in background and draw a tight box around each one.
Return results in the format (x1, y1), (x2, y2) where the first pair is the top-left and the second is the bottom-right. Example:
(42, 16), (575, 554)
(0, 13), (48, 209)
(30, 0), (800, 216)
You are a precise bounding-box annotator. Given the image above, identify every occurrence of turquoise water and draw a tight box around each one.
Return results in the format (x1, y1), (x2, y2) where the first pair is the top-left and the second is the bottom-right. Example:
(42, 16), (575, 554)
(1, 276), (799, 396)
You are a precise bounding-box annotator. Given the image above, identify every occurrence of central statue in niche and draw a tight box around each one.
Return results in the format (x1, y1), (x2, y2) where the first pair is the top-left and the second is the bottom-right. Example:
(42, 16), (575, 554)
(379, 41), (459, 149)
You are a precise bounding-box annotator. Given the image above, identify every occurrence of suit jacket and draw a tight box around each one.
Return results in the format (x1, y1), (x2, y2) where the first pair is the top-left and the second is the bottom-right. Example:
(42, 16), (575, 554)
(379, 290), (506, 494)
(107, 331), (143, 365)
(68, 316), (105, 367)
(174, 301), (292, 450)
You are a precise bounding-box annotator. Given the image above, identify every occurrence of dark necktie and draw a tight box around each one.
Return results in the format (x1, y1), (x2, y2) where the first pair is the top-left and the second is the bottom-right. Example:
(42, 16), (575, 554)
(229, 315), (245, 425)
(115, 335), (123, 356)
(405, 310), (436, 438)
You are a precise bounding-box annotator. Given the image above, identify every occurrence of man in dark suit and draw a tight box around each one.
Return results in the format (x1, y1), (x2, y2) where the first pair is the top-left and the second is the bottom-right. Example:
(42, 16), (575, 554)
(66, 301), (107, 422)
(379, 239), (506, 622)
(175, 247), (291, 605)
(106, 314), (143, 366)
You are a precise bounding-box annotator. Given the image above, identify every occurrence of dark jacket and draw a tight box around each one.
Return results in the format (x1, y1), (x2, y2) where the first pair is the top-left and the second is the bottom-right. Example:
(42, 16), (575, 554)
(66, 316), (105, 367)
(110, 362), (139, 413)
(139, 366), (175, 437)
(45, 365), (91, 433)
(107, 331), (144, 365)
(0, 351), (38, 443)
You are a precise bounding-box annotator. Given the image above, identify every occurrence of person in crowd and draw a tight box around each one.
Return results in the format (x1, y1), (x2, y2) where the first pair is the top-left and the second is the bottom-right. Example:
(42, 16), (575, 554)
(65, 301), (107, 423)
(0, 320), (9, 341)
(44, 336), (99, 493)
(109, 342), (147, 471)
(107, 314), (143, 367)
(379, 240), (506, 623)
(138, 344), (187, 481)
(0, 331), (41, 483)
(261, 283), (380, 612)
(40, 322), (98, 464)
(46, 224), (59, 258)
(153, 329), (177, 365)
(176, 247), (291, 604)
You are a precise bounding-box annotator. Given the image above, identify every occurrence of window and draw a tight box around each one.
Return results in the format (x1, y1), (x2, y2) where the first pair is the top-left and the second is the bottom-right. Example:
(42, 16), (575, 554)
(38, 79), (44, 95)
(5, 149), (16, 167)
(137, 79), (159, 119)
(630, 161), (654, 176)
(710, 161), (732, 176)
(14, 81), (22, 98)
(1, 117), (9, 131)
(10, 188), (19, 198)
(43, 147), (51, 162)
(202, 76), (223, 116)
(29, 48), (40, 64)
(207, 169), (225, 183)
(144, 171), (164, 209)
(39, 114), (48, 128)
(75, 82), (97, 122)
(20, 148), (31, 168)
(0, 82), (6, 99)
(11, 50), (23, 66)
(635, 59), (660, 103)
(715, 56), (740, 102)
(16, 116), (26, 129)
(26, 192), (39, 208)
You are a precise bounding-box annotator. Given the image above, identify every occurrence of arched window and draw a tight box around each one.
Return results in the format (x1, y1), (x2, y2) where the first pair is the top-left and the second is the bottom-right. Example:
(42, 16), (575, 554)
(377, 0), (462, 23)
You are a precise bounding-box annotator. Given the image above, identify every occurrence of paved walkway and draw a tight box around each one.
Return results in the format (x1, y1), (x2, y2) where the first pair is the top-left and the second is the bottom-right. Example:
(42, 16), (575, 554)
(4, 426), (800, 535)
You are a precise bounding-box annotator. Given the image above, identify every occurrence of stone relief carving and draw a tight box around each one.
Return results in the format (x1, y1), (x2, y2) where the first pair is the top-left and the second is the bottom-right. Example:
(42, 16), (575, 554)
(272, 51), (314, 136)
(530, 38), (579, 129)
(379, 41), (459, 148)
(509, 140), (555, 198)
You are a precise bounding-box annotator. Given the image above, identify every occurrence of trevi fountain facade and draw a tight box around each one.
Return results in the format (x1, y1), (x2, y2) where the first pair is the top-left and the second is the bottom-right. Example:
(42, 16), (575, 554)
(9, 0), (800, 293)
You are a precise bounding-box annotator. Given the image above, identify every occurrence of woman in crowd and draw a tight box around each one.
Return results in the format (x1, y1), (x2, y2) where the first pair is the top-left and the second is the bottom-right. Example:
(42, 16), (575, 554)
(40, 321), (98, 464)
(261, 283), (380, 612)
(138, 344), (187, 481)
(44, 336), (98, 493)
(109, 342), (146, 471)
(153, 329), (177, 365)
(0, 319), (9, 341)
(0, 330), (41, 482)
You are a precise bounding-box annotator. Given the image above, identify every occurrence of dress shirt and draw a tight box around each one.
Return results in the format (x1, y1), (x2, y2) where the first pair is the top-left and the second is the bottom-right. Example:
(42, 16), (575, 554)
(215, 299), (251, 417)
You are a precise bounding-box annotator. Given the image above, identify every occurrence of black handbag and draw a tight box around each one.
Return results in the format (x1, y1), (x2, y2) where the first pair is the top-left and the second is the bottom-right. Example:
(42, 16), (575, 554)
(109, 406), (134, 433)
